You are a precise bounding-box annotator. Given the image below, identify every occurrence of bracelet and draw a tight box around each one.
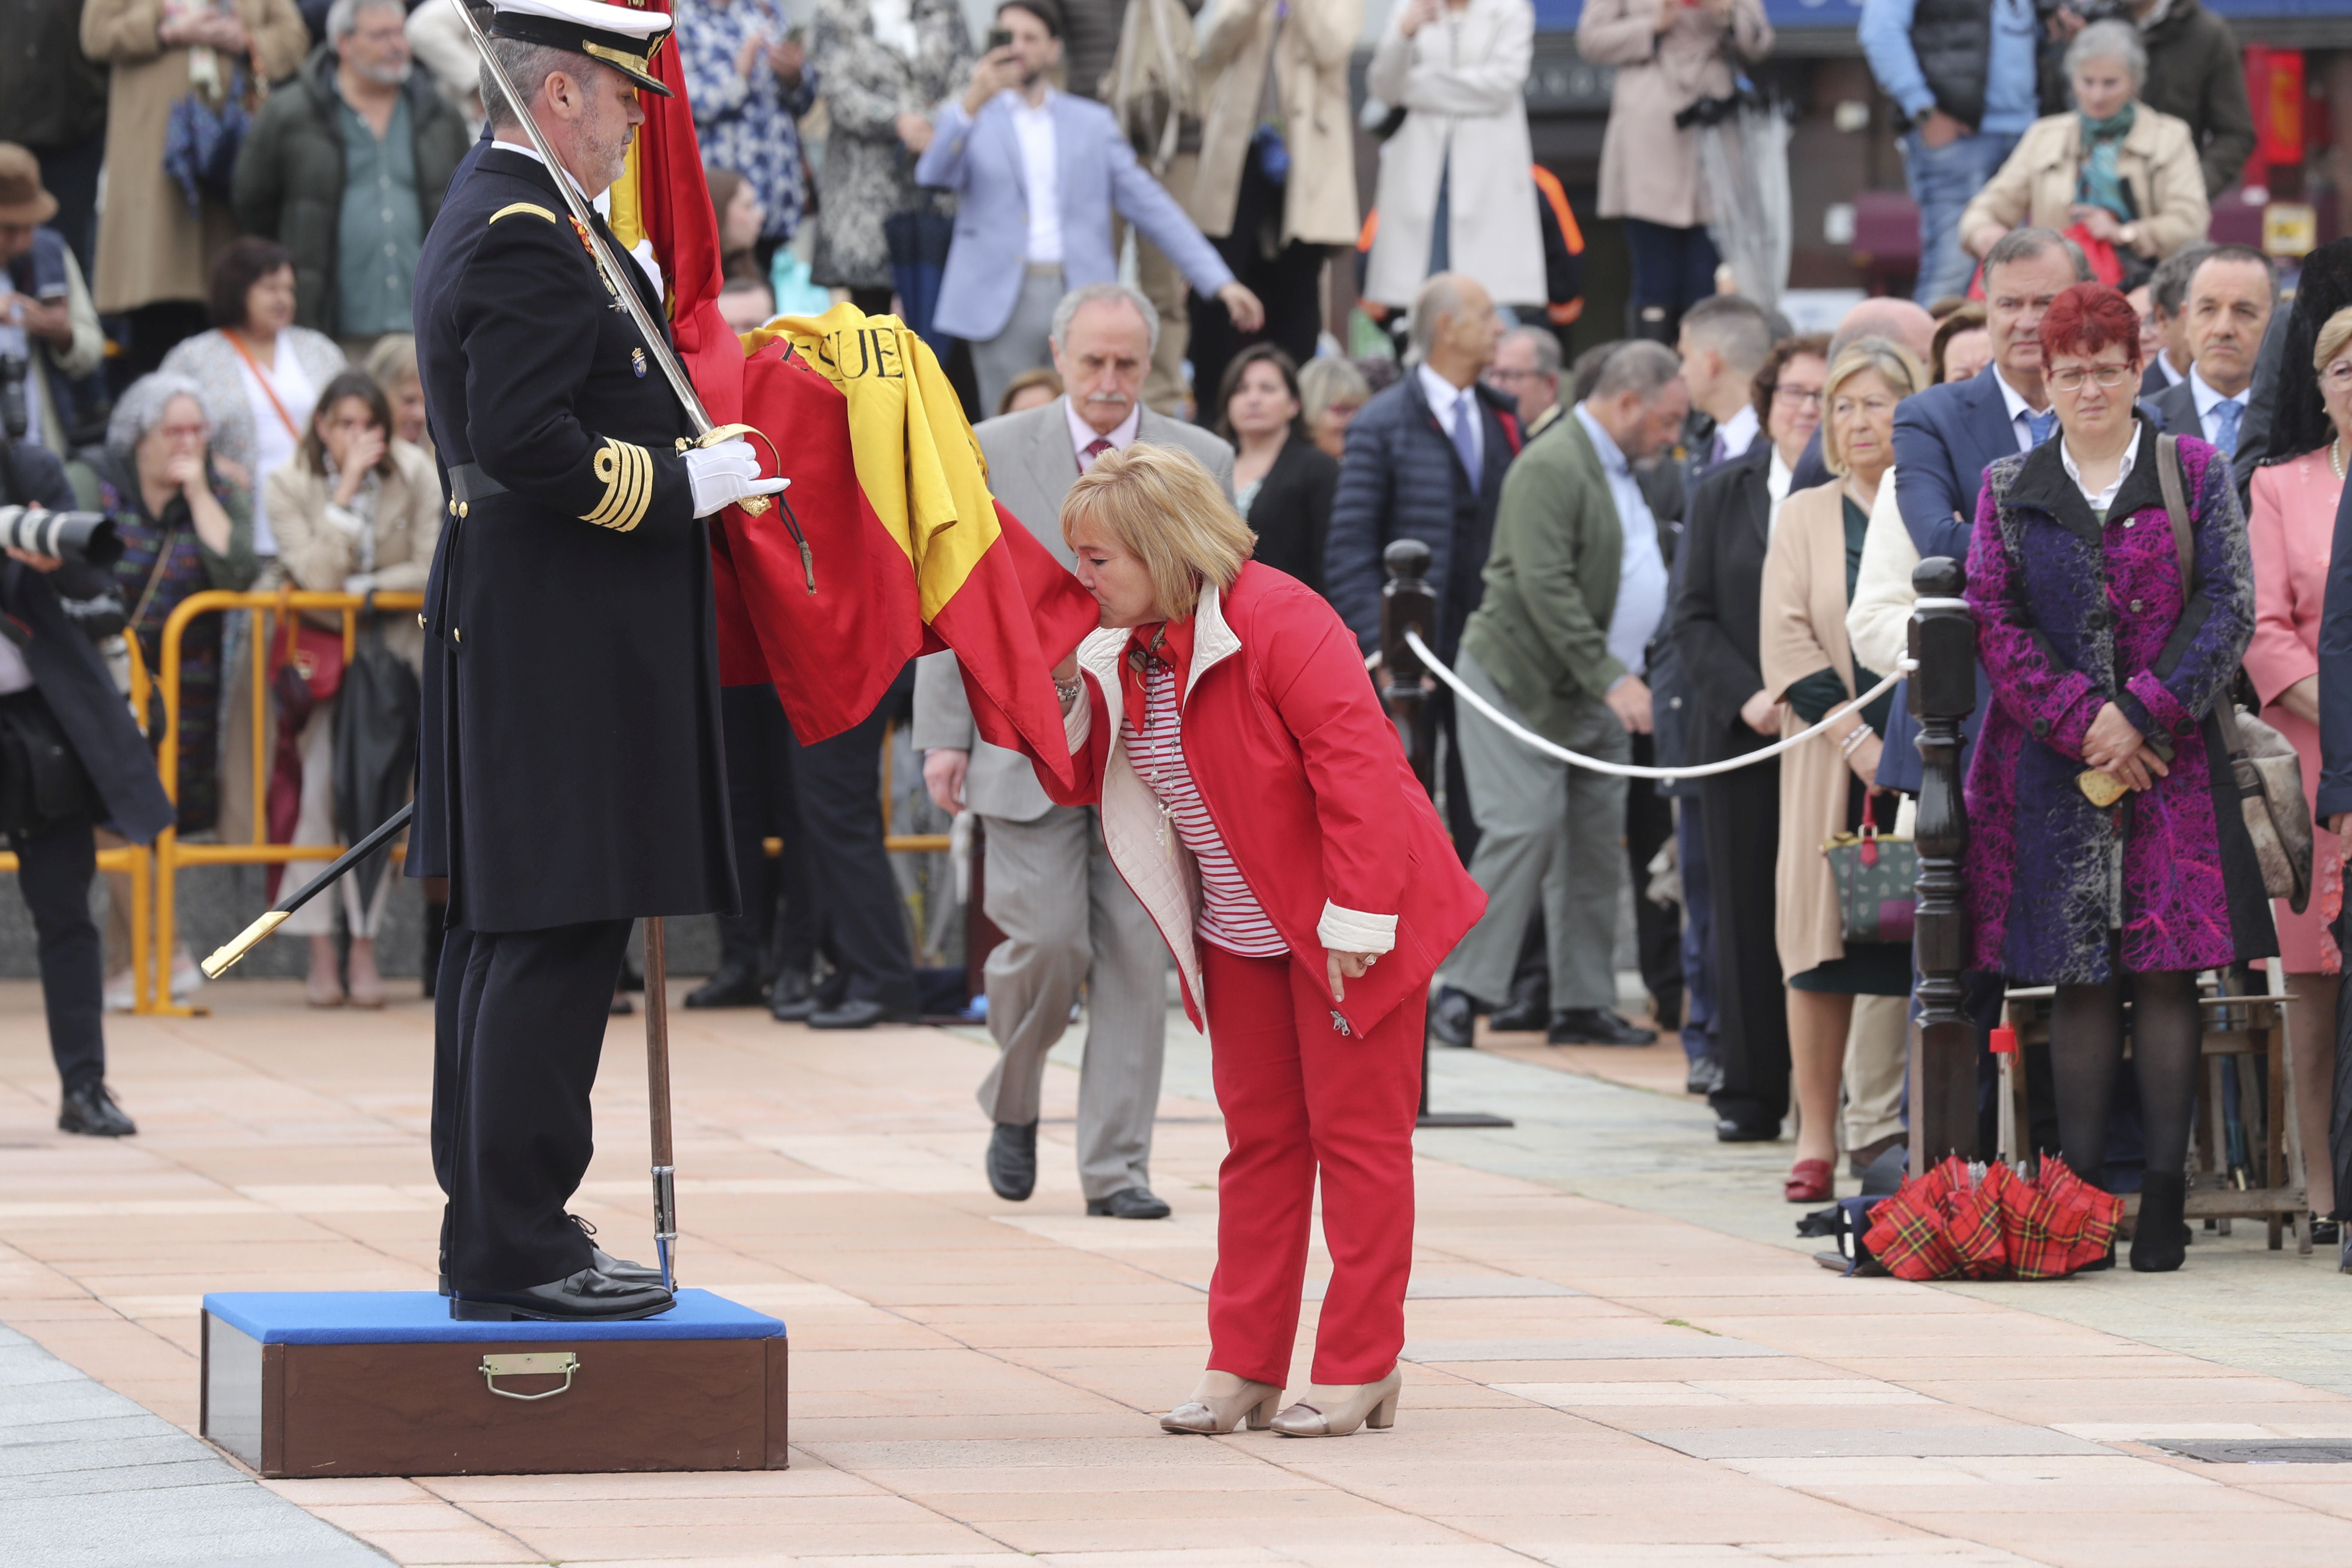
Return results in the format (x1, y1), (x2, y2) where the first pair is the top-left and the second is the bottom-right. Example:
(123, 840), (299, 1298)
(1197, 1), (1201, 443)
(1054, 677), (1083, 705)
(1839, 725), (1871, 756)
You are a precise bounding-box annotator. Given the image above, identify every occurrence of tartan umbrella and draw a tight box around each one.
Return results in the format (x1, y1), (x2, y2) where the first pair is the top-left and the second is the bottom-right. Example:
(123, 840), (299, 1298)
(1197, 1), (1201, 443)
(1864, 1156), (2121, 1282)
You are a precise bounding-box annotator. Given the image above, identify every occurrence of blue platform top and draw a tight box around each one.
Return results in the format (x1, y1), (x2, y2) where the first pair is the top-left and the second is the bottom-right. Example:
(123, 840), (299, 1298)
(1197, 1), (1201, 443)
(202, 1289), (785, 1345)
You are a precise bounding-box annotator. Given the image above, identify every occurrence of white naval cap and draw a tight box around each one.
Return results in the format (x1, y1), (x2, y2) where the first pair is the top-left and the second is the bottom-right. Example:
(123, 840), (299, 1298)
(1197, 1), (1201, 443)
(489, 0), (676, 96)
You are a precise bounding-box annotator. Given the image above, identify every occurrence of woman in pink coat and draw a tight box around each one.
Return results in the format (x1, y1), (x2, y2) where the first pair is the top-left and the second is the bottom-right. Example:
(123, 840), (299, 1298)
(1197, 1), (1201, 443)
(2244, 303), (2352, 1218)
(1035, 443), (1484, 1439)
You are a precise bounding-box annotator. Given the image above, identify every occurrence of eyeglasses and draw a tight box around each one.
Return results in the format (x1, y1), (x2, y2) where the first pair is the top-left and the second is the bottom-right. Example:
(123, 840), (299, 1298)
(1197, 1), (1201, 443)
(1773, 385), (1824, 407)
(2047, 364), (2135, 392)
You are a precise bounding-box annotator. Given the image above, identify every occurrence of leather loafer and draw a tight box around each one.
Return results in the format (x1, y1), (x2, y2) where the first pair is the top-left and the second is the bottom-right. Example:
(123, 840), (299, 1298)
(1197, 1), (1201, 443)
(1427, 986), (1476, 1049)
(1486, 995), (1548, 1032)
(450, 1266), (674, 1322)
(1715, 1115), (1782, 1143)
(58, 1082), (136, 1137)
(1547, 1009), (1657, 1046)
(1087, 1186), (1171, 1219)
(987, 1120), (1038, 1201)
(684, 962), (767, 1009)
(808, 997), (914, 1030)
(1684, 1054), (1725, 1096)
(769, 969), (818, 1022)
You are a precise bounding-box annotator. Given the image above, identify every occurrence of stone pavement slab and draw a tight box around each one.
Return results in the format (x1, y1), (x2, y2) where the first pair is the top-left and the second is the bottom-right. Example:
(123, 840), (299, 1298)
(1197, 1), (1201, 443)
(3, 979), (2352, 1567)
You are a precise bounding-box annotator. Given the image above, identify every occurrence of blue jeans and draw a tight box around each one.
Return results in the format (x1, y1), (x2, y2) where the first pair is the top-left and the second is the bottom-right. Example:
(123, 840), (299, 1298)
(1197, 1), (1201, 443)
(1903, 129), (2019, 306)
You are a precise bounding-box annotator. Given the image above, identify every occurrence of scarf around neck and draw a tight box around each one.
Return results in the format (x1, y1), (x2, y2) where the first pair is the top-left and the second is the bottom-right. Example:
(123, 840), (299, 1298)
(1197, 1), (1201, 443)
(2076, 101), (2138, 220)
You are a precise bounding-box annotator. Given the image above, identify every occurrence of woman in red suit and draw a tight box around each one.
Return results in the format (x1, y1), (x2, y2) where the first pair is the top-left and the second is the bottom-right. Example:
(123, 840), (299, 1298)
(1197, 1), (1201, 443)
(1034, 443), (1485, 1439)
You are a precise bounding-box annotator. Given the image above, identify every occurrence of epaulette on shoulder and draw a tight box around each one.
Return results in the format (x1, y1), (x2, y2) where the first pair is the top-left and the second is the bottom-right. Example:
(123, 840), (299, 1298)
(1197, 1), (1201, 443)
(489, 202), (559, 227)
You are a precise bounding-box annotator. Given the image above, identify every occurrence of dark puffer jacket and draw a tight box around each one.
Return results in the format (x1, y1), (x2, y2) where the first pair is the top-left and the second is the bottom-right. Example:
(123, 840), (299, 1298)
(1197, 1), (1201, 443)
(1323, 372), (1520, 663)
(230, 44), (470, 336)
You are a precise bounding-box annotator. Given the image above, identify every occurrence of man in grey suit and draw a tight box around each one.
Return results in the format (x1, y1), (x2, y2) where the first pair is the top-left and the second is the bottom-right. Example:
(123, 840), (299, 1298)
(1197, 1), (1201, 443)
(914, 282), (1235, 1219)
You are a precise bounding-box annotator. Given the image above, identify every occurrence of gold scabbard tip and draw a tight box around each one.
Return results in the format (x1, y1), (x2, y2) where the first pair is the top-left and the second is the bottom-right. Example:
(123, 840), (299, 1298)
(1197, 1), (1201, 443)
(200, 910), (292, 979)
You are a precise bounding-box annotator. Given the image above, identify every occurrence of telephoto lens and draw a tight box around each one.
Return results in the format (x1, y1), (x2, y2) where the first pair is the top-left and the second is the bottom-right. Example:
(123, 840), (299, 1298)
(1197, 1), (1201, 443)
(0, 506), (123, 569)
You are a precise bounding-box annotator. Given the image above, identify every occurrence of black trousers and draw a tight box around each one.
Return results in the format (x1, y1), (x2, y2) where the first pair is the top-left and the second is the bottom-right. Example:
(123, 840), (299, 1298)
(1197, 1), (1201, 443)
(1625, 733), (1681, 1017)
(788, 692), (918, 1011)
(11, 810), (103, 1094)
(1700, 766), (1788, 1129)
(1187, 148), (1327, 421)
(432, 918), (633, 1291)
(27, 134), (103, 281)
(717, 684), (816, 980)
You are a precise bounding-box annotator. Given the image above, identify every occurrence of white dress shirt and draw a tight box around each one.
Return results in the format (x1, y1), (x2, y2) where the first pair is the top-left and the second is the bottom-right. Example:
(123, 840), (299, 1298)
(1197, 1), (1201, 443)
(1417, 362), (1482, 475)
(1573, 402), (1670, 682)
(2188, 368), (2249, 449)
(1993, 365), (2052, 453)
(1005, 90), (1063, 266)
(2154, 350), (2187, 388)
(1765, 445), (1795, 539)
(2061, 432), (2138, 515)
(1066, 395), (1141, 471)
(1712, 403), (1760, 465)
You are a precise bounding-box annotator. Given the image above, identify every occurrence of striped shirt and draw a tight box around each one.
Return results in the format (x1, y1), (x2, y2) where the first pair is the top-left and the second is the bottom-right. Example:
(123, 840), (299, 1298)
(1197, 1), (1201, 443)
(1121, 658), (1288, 958)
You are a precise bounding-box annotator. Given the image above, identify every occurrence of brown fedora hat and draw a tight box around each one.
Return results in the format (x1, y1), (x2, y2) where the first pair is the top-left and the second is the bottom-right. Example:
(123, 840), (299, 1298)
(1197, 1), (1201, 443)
(0, 144), (60, 227)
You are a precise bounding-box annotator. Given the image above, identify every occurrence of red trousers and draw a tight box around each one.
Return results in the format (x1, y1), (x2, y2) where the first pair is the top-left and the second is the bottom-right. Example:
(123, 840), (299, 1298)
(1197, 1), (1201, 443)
(1201, 944), (1425, 1386)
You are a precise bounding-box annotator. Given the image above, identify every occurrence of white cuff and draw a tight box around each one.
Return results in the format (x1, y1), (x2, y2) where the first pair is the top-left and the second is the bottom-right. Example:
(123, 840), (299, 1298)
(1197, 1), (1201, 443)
(322, 503), (367, 538)
(1062, 680), (1092, 753)
(1317, 900), (1396, 956)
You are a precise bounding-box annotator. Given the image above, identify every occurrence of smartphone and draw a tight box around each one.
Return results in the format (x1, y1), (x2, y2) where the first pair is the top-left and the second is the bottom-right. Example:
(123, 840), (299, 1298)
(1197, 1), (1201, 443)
(986, 26), (1012, 50)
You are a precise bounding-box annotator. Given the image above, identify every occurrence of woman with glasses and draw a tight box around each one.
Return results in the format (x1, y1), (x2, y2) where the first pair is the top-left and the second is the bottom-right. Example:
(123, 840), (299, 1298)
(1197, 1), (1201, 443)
(1757, 338), (1922, 1202)
(2242, 303), (2352, 1222)
(1671, 333), (1824, 1145)
(1966, 282), (2268, 1271)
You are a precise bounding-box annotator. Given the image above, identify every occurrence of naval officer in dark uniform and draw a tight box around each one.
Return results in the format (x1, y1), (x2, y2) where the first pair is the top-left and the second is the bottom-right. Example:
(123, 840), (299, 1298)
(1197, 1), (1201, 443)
(410, 0), (787, 1322)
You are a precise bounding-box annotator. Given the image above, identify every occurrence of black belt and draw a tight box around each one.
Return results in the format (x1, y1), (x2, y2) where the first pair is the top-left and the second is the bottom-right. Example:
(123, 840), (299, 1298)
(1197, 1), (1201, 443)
(447, 463), (507, 512)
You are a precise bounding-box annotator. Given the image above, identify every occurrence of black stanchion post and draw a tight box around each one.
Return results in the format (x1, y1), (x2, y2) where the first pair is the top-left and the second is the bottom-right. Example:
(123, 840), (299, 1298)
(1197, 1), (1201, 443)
(1382, 539), (1512, 1130)
(1908, 556), (1978, 1172)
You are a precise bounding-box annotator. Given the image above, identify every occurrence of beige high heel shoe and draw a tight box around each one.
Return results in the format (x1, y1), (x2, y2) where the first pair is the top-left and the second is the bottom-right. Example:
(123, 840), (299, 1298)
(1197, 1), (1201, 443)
(1160, 1371), (1284, 1434)
(1269, 1366), (1402, 1437)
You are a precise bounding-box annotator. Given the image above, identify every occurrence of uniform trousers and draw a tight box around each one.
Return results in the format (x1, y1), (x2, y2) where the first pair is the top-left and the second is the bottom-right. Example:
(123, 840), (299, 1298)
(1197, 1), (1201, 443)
(970, 266), (1063, 420)
(432, 918), (632, 1292)
(717, 684), (816, 980)
(1203, 944), (1423, 1387)
(1436, 648), (1626, 1011)
(11, 811), (104, 1094)
(973, 803), (1167, 1200)
(1699, 766), (1789, 1131)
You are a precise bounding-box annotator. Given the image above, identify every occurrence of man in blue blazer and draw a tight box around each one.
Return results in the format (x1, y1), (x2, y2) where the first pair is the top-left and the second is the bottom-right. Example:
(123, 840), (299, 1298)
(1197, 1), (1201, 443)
(915, 0), (1262, 414)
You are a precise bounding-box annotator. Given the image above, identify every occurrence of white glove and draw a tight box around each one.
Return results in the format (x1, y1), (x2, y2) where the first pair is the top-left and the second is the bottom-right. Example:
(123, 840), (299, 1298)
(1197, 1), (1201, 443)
(685, 438), (790, 518)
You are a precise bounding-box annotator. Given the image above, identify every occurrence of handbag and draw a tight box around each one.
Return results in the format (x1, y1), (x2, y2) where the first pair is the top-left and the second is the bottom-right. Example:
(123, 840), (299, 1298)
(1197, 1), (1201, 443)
(1823, 791), (1918, 944)
(2153, 431), (2315, 913)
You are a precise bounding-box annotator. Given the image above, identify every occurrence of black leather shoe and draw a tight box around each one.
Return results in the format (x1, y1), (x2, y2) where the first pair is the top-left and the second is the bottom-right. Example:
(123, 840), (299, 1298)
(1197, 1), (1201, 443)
(570, 1214), (664, 1285)
(1487, 986), (1549, 1032)
(450, 1267), (674, 1322)
(808, 997), (914, 1030)
(684, 962), (767, 1009)
(769, 969), (818, 1022)
(987, 1120), (1038, 1201)
(1715, 1115), (1781, 1143)
(1428, 986), (1476, 1049)
(58, 1082), (136, 1137)
(1547, 1009), (1657, 1046)
(1087, 1187), (1171, 1219)
(1684, 1055), (1724, 1096)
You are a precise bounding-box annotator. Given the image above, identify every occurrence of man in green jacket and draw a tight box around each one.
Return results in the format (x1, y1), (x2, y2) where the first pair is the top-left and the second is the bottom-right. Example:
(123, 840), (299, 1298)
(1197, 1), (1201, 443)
(1433, 340), (1689, 1048)
(231, 0), (470, 352)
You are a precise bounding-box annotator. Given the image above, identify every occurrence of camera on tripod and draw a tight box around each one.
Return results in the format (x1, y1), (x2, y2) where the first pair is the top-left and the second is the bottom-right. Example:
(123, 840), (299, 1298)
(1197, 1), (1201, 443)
(0, 506), (122, 568)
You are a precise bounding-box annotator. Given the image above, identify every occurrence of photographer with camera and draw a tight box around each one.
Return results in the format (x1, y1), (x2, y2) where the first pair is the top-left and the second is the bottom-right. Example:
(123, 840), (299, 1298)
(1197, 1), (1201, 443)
(0, 368), (176, 1139)
(0, 147), (106, 460)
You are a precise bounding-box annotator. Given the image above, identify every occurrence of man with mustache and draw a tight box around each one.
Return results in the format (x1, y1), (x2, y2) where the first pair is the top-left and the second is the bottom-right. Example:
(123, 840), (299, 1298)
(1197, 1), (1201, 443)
(914, 282), (1233, 1220)
(407, 0), (785, 1321)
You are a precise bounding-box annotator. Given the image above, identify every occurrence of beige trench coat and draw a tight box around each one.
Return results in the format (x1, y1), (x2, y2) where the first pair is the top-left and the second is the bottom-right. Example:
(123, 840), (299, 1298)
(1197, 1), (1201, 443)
(264, 438), (442, 670)
(1758, 481), (1870, 980)
(1189, 0), (1362, 248)
(82, 0), (311, 315)
(1363, 0), (1544, 308)
(1958, 105), (2211, 262)
(1577, 0), (1772, 231)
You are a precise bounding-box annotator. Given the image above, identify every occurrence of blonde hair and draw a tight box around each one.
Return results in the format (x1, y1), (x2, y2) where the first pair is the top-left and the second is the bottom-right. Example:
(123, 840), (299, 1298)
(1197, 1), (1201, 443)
(2314, 306), (2352, 378)
(1060, 443), (1256, 620)
(1821, 336), (1925, 477)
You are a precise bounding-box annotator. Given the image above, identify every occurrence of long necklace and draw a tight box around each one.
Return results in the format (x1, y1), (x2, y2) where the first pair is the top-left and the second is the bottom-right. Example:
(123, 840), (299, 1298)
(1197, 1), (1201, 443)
(2331, 436), (2345, 481)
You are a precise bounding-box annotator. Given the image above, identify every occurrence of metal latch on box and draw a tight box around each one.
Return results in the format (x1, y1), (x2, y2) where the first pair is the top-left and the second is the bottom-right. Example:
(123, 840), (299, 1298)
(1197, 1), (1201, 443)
(478, 1351), (578, 1401)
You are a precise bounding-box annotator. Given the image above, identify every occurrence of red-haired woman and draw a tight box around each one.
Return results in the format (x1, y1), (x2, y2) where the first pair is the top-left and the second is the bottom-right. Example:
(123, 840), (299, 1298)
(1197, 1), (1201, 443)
(1963, 282), (2269, 1272)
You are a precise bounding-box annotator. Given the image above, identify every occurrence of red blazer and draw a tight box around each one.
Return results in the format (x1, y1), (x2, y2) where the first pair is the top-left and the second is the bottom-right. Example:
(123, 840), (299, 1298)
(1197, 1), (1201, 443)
(1040, 561), (1485, 1036)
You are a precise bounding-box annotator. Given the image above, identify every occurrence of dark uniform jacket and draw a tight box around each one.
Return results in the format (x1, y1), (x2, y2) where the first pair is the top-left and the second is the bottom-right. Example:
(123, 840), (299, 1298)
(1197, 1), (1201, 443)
(409, 144), (735, 932)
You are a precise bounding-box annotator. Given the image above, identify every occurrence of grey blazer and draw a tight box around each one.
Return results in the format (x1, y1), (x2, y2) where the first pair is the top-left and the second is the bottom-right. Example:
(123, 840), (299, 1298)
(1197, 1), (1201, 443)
(911, 397), (1235, 821)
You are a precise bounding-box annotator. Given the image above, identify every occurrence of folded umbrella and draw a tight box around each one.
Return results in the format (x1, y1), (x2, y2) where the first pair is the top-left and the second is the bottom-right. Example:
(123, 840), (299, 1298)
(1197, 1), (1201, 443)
(332, 613), (420, 915)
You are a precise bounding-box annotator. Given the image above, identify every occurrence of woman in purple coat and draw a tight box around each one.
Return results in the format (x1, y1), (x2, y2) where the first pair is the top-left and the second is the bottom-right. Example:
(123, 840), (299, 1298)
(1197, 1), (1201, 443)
(1963, 282), (2272, 1274)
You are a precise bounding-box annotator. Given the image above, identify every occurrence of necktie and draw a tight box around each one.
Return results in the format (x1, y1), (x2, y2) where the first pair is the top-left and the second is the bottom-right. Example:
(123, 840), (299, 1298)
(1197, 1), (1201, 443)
(2212, 399), (2243, 458)
(1449, 394), (1481, 490)
(1080, 436), (1112, 473)
(2024, 408), (2058, 448)
(1708, 432), (1727, 469)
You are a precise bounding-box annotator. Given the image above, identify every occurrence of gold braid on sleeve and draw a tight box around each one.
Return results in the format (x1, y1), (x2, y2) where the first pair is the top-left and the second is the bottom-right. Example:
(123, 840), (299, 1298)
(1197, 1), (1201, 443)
(583, 438), (652, 532)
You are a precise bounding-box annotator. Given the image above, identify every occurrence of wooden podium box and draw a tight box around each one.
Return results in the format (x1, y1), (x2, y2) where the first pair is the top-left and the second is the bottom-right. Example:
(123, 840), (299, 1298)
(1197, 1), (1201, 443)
(199, 1290), (787, 1477)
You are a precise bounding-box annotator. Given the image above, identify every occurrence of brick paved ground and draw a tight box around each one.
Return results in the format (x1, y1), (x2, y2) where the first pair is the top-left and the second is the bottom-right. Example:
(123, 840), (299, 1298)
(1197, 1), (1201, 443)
(4, 978), (2352, 1568)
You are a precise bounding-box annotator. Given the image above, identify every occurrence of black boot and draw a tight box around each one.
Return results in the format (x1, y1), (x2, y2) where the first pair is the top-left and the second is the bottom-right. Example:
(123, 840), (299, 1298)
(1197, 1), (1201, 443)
(2130, 1170), (2189, 1273)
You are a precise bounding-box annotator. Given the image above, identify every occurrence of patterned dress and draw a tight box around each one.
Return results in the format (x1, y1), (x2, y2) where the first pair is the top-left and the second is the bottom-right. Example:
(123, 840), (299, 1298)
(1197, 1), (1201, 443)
(1963, 422), (2274, 984)
(805, 0), (971, 291)
(678, 0), (820, 242)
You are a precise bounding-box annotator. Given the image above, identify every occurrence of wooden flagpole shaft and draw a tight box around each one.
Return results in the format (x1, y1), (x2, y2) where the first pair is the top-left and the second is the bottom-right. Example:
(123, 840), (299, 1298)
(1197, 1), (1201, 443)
(643, 916), (678, 1290)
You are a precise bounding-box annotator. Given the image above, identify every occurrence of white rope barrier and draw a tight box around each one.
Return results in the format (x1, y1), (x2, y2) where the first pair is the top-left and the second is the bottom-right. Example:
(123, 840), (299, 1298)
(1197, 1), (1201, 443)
(1402, 628), (1918, 783)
